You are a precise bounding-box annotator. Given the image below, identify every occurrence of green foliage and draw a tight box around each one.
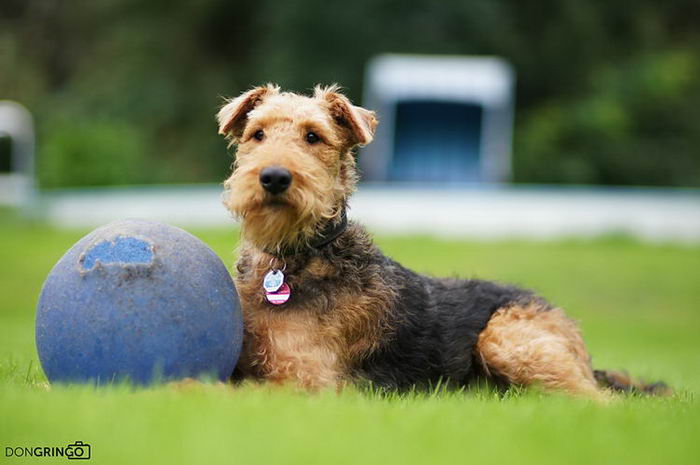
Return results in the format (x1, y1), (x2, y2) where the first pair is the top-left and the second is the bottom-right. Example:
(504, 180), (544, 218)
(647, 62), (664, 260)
(516, 50), (700, 185)
(38, 118), (147, 187)
(0, 0), (699, 187)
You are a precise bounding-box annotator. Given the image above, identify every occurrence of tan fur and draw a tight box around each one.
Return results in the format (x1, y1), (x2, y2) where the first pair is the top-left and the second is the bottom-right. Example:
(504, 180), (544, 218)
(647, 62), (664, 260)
(314, 84), (378, 145)
(219, 85), (369, 253)
(219, 85), (619, 399)
(239, 305), (341, 392)
(217, 84), (280, 140)
(477, 303), (609, 400)
(305, 257), (338, 279)
(233, 238), (395, 392)
(219, 85), (394, 390)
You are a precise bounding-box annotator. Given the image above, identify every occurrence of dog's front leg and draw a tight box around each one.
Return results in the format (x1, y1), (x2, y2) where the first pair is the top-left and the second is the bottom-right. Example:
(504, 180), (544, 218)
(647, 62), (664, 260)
(261, 342), (343, 393)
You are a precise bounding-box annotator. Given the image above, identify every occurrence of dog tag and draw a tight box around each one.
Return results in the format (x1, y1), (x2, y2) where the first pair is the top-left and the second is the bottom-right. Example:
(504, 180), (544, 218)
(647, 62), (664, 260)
(266, 282), (291, 305)
(263, 269), (284, 293)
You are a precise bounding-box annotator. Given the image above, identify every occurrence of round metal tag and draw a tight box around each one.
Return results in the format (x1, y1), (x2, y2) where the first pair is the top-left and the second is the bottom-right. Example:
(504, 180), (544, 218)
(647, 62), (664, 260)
(266, 282), (291, 305)
(263, 270), (284, 293)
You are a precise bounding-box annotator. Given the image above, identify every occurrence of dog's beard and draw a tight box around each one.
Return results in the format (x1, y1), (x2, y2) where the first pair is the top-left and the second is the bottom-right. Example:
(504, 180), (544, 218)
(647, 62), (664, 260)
(223, 167), (342, 253)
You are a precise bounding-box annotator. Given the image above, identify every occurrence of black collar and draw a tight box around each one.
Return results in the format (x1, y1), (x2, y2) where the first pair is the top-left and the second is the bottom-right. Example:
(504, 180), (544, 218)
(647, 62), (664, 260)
(267, 208), (348, 258)
(309, 208), (348, 249)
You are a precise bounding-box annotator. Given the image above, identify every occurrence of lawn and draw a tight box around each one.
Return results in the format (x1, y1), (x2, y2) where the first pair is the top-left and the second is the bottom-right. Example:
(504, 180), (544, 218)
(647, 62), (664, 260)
(1, 210), (698, 465)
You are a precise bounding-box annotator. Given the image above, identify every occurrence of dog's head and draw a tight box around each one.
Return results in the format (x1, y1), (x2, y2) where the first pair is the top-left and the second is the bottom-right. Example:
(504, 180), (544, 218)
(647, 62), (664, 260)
(217, 84), (377, 252)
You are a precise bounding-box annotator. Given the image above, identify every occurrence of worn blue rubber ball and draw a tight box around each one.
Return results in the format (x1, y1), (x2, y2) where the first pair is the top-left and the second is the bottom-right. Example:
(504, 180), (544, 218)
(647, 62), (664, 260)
(35, 219), (242, 385)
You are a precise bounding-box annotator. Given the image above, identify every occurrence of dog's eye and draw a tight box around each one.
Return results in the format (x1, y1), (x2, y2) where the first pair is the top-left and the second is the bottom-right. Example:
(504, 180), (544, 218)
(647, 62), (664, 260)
(305, 132), (320, 144)
(253, 130), (265, 141)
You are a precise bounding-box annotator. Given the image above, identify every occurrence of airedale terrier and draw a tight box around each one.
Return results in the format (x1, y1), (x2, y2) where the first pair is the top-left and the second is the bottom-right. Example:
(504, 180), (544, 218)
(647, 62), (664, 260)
(217, 84), (668, 399)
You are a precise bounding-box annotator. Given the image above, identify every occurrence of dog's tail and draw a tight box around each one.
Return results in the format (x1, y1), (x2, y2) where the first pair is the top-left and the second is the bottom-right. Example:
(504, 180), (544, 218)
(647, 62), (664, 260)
(594, 369), (672, 396)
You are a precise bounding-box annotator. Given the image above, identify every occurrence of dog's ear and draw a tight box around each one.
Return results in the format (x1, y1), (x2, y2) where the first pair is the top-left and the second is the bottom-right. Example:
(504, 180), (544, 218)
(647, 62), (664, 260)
(217, 84), (279, 141)
(316, 85), (378, 146)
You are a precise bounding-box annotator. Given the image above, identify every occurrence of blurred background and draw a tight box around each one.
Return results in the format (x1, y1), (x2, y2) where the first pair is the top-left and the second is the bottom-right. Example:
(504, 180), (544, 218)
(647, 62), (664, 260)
(1, 5), (699, 460)
(1, 0), (699, 239)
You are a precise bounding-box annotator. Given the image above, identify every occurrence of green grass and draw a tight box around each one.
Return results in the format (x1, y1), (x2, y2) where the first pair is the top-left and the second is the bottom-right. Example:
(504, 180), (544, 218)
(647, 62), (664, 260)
(1, 210), (699, 465)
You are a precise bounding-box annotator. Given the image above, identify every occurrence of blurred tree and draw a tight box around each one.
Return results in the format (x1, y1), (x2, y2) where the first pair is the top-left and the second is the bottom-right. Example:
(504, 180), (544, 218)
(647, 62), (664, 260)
(0, 0), (698, 187)
(516, 50), (700, 185)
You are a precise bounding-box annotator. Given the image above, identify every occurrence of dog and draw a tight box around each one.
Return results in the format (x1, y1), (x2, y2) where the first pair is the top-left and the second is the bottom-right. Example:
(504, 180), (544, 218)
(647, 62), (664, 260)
(216, 84), (668, 399)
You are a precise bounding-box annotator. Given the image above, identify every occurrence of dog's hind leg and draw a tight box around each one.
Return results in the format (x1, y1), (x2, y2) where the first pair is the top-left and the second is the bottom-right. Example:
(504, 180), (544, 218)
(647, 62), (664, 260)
(476, 304), (609, 401)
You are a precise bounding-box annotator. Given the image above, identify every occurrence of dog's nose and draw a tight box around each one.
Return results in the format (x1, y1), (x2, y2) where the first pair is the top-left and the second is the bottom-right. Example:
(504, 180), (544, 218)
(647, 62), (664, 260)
(259, 166), (292, 195)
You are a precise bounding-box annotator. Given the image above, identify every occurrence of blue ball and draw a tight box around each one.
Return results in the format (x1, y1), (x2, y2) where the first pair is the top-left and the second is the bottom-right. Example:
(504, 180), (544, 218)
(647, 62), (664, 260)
(36, 219), (243, 385)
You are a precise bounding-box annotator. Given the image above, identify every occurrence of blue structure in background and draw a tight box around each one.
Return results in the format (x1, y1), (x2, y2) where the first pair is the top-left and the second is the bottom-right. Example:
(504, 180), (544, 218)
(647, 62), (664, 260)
(391, 101), (483, 182)
(361, 55), (515, 184)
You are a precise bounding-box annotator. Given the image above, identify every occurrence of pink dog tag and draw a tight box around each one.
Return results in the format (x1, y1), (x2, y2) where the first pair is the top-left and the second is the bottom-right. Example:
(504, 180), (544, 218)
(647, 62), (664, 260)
(266, 282), (291, 305)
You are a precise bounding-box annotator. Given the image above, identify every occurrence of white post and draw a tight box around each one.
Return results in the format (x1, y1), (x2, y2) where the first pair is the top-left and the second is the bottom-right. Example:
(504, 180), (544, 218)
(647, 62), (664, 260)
(0, 101), (36, 211)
